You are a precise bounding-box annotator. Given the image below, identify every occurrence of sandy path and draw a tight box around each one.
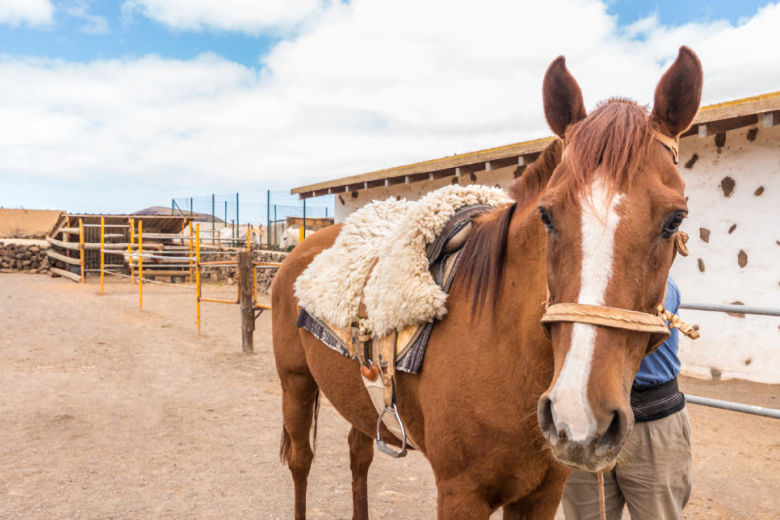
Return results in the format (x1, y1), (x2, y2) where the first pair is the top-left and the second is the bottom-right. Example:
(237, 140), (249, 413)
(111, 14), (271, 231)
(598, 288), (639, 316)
(0, 274), (777, 519)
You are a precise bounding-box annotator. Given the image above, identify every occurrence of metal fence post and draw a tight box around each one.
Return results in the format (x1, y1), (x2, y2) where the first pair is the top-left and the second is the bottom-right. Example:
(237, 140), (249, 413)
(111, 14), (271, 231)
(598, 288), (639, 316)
(302, 198), (307, 242)
(266, 190), (271, 250)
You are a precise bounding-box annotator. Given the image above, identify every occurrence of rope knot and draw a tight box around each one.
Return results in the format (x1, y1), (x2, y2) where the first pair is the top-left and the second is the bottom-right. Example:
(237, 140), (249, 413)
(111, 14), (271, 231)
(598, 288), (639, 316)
(657, 305), (700, 340)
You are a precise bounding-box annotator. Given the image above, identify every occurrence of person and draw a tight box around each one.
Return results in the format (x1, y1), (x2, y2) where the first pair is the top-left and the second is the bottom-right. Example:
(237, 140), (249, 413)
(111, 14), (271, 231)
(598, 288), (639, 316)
(562, 277), (692, 520)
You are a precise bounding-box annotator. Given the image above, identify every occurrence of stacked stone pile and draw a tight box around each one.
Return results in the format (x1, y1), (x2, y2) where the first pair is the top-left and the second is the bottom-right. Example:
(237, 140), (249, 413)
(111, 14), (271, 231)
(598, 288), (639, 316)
(253, 250), (287, 293)
(0, 241), (50, 273)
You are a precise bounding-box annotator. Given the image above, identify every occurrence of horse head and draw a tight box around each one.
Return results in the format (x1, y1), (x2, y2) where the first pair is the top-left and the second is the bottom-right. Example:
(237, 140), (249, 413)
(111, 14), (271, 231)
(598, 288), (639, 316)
(535, 47), (702, 472)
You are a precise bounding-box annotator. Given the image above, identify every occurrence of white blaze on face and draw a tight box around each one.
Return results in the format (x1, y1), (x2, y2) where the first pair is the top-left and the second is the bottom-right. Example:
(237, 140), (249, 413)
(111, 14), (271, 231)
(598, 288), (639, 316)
(549, 178), (624, 441)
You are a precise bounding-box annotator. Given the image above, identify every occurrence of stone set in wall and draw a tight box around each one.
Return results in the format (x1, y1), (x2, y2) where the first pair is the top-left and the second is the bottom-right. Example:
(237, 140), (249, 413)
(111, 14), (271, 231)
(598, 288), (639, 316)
(0, 241), (50, 273)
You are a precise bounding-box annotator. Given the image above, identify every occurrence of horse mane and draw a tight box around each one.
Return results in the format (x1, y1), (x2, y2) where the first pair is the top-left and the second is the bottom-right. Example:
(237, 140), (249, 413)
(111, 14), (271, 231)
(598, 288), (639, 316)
(457, 138), (562, 312)
(564, 99), (653, 196)
(457, 99), (653, 312)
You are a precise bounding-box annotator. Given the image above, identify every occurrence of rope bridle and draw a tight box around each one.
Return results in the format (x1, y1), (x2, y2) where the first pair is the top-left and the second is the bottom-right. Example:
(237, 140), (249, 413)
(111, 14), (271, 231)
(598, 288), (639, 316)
(540, 132), (699, 354)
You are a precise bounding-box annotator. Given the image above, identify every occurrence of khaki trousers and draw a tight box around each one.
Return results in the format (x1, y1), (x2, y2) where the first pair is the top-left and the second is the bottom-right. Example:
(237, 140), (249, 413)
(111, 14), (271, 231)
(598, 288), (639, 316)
(562, 408), (692, 520)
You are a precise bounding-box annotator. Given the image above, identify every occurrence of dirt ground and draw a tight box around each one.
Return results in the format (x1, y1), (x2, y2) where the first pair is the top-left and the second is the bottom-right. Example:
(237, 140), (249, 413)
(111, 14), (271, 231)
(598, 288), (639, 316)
(0, 274), (777, 519)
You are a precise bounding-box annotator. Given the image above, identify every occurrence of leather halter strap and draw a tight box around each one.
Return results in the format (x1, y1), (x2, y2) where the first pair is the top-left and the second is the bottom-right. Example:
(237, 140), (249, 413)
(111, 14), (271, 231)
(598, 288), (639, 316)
(541, 303), (671, 336)
(654, 131), (679, 164)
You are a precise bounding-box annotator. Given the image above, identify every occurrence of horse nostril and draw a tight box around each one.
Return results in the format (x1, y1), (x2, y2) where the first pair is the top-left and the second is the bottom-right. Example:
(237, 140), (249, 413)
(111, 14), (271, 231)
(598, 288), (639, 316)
(597, 409), (627, 454)
(537, 395), (558, 443)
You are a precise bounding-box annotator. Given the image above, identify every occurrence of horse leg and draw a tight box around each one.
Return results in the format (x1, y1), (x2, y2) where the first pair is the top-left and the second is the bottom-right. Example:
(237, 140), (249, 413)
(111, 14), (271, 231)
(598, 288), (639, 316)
(279, 371), (319, 520)
(501, 464), (569, 520)
(436, 479), (493, 520)
(348, 426), (374, 520)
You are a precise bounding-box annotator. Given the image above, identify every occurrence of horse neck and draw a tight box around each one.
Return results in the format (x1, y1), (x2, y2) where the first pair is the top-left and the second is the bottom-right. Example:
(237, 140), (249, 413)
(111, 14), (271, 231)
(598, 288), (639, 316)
(494, 202), (550, 356)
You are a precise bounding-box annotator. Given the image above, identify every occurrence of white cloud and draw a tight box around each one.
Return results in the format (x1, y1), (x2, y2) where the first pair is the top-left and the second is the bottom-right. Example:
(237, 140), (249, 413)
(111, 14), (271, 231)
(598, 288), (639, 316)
(65, 0), (110, 34)
(1, 0), (780, 211)
(122, 0), (323, 33)
(0, 0), (54, 27)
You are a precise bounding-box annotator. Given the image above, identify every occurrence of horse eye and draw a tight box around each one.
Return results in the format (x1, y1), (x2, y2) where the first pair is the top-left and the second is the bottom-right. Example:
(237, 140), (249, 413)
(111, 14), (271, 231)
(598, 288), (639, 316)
(538, 206), (555, 233)
(661, 211), (686, 238)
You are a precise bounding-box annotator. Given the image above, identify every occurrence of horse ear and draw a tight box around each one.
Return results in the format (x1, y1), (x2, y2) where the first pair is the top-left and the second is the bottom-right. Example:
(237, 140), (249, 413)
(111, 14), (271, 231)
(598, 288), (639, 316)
(543, 56), (587, 138)
(652, 46), (703, 137)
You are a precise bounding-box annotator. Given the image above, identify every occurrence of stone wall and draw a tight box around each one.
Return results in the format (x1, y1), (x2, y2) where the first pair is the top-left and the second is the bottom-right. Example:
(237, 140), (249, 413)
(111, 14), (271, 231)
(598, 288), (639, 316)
(0, 240), (50, 273)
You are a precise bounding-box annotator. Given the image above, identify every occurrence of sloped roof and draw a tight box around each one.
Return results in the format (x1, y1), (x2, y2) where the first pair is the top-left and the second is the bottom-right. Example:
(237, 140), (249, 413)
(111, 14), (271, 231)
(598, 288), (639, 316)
(292, 91), (780, 199)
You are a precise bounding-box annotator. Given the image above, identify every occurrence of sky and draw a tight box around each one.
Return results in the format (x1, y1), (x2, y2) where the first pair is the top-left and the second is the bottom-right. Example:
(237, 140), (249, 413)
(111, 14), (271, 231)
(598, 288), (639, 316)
(0, 0), (778, 214)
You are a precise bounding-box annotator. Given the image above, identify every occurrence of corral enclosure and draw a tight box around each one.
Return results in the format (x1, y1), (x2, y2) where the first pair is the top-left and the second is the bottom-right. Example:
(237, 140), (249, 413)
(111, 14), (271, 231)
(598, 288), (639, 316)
(293, 92), (780, 384)
(1, 93), (777, 520)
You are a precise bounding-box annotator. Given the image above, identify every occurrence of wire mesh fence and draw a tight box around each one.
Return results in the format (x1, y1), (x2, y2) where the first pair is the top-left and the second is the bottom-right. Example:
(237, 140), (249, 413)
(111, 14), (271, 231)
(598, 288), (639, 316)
(170, 191), (334, 250)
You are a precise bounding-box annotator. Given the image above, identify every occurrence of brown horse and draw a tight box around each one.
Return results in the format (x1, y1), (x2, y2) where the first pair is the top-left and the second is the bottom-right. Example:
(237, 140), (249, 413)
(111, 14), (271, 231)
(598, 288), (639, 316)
(272, 47), (702, 519)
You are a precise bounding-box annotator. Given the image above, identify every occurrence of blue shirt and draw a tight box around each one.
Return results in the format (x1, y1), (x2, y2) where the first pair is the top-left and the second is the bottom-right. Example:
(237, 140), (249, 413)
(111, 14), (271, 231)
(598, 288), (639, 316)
(634, 277), (681, 386)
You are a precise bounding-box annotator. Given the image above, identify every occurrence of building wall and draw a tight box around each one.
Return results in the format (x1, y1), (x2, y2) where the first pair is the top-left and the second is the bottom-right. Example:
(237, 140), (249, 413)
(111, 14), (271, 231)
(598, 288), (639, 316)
(0, 209), (63, 238)
(670, 124), (779, 384)
(332, 124), (780, 383)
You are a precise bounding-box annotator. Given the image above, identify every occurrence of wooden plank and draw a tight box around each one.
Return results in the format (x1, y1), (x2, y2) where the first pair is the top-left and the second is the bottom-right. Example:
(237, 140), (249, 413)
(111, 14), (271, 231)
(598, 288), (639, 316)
(138, 232), (188, 239)
(199, 297), (238, 304)
(292, 136), (556, 194)
(140, 269), (191, 277)
(85, 242), (133, 250)
(691, 91), (780, 125)
(50, 266), (81, 282)
(47, 235), (80, 251)
(46, 249), (81, 265)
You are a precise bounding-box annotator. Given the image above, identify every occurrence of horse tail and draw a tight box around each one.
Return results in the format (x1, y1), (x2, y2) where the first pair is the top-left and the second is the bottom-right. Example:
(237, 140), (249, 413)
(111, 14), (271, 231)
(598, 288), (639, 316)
(279, 427), (292, 464)
(311, 387), (320, 457)
(279, 386), (320, 464)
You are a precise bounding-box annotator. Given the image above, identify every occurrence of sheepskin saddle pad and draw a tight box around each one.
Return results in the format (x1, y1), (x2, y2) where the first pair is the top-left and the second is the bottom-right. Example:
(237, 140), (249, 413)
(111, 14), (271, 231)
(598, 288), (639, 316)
(294, 184), (511, 373)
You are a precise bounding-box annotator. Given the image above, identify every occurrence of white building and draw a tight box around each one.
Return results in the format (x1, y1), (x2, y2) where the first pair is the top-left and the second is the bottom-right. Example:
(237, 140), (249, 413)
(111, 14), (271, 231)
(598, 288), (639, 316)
(293, 93), (780, 383)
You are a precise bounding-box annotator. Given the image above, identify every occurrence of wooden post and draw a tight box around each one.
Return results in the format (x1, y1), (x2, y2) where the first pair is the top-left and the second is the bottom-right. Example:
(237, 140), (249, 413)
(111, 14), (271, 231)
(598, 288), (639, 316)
(100, 217), (105, 294)
(238, 251), (254, 354)
(196, 224), (201, 332)
(78, 218), (85, 283)
(138, 220), (143, 310)
(64, 215), (71, 265)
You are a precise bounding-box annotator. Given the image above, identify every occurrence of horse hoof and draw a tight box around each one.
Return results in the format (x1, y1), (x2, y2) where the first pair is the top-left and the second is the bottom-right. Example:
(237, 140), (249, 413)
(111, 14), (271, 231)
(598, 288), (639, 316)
(360, 364), (379, 381)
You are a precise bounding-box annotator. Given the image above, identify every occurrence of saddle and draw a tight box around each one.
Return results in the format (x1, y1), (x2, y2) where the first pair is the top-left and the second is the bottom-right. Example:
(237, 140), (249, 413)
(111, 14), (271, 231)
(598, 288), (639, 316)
(295, 185), (511, 456)
(297, 203), (489, 455)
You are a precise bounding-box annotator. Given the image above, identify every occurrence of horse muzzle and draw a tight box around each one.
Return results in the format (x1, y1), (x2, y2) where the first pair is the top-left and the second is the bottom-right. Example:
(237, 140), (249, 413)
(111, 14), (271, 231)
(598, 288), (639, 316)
(537, 393), (632, 472)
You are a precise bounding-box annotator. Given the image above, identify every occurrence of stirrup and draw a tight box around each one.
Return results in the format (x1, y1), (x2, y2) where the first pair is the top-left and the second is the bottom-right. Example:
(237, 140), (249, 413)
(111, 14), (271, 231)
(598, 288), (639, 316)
(376, 403), (408, 458)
